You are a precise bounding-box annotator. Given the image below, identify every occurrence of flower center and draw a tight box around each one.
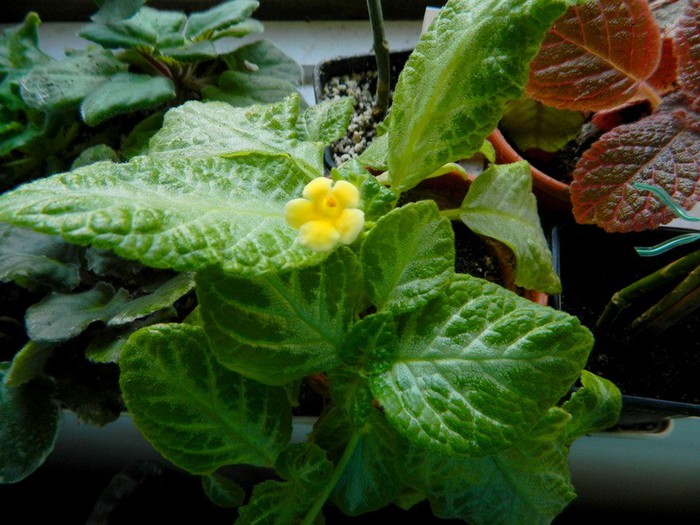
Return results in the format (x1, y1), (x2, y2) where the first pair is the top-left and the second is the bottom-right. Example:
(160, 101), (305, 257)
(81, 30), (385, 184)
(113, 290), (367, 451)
(320, 196), (341, 217)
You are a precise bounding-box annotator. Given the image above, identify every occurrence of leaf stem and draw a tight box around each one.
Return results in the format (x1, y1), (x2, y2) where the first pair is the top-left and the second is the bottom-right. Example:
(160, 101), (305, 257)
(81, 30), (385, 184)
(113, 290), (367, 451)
(300, 430), (363, 525)
(638, 81), (662, 110)
(440, 208), (462, 221)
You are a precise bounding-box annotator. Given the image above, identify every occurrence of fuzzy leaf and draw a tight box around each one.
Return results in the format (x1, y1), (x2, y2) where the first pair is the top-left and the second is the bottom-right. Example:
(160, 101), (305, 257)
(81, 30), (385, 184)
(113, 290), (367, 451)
(360, 201), (455, 313)
(185, 0), (259, 40)
(91, 0), (146, 24)
(25, 282), (131, 342)
(298, 97), (355, 144)
(0, 224), (80, 291)
(0, 367), (61, 483)
(0, 12), (51, 74)
(676, 0), (700, 99)
(120, 323), (291, 473)
(527, 0), (662, 111)
(406, 408), (577, 525)
(81, 73), (176, 126)
(236, 443), (333, 524)
(562, 371), (621, 442)
(223, 40), (302, 87)
(201, 473), (246, 508)
(571, 95), (700, 232)
(460, 162), (561, 293)
(499, 96), (585, 152)
(204, 71), (300, 107)
(160, 40), (218, 62)
(370, 274), (592, 456)
(196, 248), (362, 385)
(148, 95), (323, 177)
(19, 49), (125, 111)
(332, 160), (397, 221)
(0, 153), (325, 275)
(388, 0), (570, 192)
(3, 341), (54, 387)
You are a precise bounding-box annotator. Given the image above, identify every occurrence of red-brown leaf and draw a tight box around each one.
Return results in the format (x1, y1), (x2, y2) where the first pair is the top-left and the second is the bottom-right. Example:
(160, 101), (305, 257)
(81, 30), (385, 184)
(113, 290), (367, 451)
(527, 0), (662, 111)
(675, 0), (700, 99)
(571, 95), (700, 232)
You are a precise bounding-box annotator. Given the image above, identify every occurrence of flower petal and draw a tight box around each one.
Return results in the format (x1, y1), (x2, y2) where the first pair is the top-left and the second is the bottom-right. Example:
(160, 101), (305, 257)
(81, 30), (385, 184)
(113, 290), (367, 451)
(298, 220), (341, 252)
(335, 208), (365, 244)
(284, 198), (316, 229)
(331, 180), (360, 208)
(302, 177), (333, 200)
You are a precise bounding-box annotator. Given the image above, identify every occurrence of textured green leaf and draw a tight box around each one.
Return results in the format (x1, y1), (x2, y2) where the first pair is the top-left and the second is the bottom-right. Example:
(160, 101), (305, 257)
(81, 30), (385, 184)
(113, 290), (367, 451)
(204, 70), (300, 107)
(0, 12), (51, 74)
(0, 153), (325, 275)
(388, 0), (569, 192)
(676, 0), (700, 99)
(71, 144), (120, 169)
(0, 224), (81, 291)
(81, 73), (176, 126)
(160, 40), (217, 62)
(223, 40), (302, 86)
(120, 323), (291, 473)
(19, 49), (125, 111)
(332, 160), (397, 221)
(80, 7), (186, 49)
(361, 201), (455, 313)
(209, 18), (264, 40)
(562, 371), (621, 442)
(499, 96), (585, 152)
(91, 0), (146, 24)
(148, 95), (323, 177)
(25, 282), (131, 342)
(121, 111), (164, 159)
(370, 274), (592, 456)
(197, 247), (362, 385)
(185, 0), (259, 39)
(0, 367), (60, 483)
(406, 408), (576, 525)
(236, 442), (333, 525)
(201, 473), (246, 508)
(3, 341), (54, 387)
(298, 97), (355, 144)
(460, 162), (561, 293)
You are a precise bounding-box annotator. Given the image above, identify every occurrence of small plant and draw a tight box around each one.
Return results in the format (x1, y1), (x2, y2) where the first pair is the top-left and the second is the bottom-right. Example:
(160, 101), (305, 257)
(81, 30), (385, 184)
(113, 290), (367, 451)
(498, 0), (699, 233)
(1, 1), (622, 524)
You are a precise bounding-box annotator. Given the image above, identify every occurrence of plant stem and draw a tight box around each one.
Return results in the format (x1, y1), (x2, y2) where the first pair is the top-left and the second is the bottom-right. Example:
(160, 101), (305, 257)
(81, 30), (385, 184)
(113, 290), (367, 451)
(440, 208), (463, 221)
(300, 430), (363, 525)
(366, 0), (390, 120)
(596, 249), (700, 329)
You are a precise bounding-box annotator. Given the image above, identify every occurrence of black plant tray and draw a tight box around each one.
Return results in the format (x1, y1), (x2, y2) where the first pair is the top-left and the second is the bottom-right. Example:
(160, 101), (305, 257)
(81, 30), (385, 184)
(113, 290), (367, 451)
(551, 222), (700, 426)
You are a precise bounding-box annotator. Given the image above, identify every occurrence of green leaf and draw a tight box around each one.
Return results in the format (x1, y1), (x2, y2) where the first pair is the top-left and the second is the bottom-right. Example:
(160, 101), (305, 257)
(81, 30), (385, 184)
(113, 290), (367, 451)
(0, 224), (81, 291)
(297, 97), (354, 144)
(499, 96), (585, 152)
(148, 95), (323, 177)
(20, 49), (125, 111)
(562, 371), (621, 442)
(3, 341), (55, 387)
(406, 408), (577, 525)
(361, 201), (455, 314)
(25, 282), (132, 342)
(80, 7), (186, 50)
(185, 0), (259, 40)
(388, 0), (570, 191)
(91, 0), (146, 24)
(236, 442), (333, 525)
(223, 40), (302, 87)
(0, 12), (51, 74)
(108, 272), (195, 326)
(121, 111), (164, 159)
(332, 160), (397, 221)
(209, 18), (264, 41)
(81, 73), (176, 126)
(160, 40), (218, 62)
(120, 323), (291, 473)
(459, 162), (561, 294)
(201, 473), (246, 508)
(71, 144), (120, 169)
(197, 247), (363, 385)
(357, 133), (389, 173)
(204, 70), (300, 107)
(0, 367), (61, 483)
(0, 153), (325, 275)
(370, 274), (592, 456)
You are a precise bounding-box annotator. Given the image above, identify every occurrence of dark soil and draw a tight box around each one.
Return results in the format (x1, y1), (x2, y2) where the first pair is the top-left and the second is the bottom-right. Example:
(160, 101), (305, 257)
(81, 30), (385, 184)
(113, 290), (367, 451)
(554, 223), (700, 407)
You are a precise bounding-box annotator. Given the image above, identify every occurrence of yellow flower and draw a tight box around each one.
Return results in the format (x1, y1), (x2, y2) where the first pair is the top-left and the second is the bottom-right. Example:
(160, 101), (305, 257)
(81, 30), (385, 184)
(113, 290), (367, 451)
(285, 177), (365, 252)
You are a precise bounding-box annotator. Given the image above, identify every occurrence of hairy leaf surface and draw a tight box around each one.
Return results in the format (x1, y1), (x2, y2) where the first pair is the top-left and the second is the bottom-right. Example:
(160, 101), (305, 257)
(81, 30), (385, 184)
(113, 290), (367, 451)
(388, 0), (569, 191)
(571, 96), (700, 232)
(197, 248), (362, 385)
(370, 274), (592, 456)
(460, 162), (561, 293)
(120, 323), (291, 473)
(676, 0), (700, 100)
(527, 0), (662, 110)
(361, 201), (455, 313)
(0, 153), (325, 275)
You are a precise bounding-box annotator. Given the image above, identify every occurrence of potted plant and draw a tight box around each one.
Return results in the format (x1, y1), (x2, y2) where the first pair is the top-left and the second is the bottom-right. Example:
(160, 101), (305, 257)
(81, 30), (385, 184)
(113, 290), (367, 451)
(1, 1), (627, 523)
